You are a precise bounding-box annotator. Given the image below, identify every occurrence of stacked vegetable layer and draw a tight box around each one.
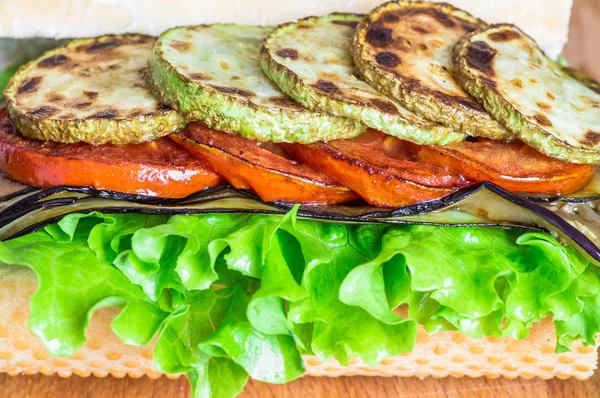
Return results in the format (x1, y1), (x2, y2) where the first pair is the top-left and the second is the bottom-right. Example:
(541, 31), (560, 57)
(0, 1), (599, 397)
(1, 209), (599, 397)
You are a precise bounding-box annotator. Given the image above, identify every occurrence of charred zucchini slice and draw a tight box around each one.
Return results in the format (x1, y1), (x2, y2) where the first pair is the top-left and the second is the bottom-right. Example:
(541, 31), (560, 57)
(351, 1), (510, 140)
(148, 24), (364, 143)
(453, 24), (600, 165)
(4, 34), (185, 145)
(261, 13), (465, 145)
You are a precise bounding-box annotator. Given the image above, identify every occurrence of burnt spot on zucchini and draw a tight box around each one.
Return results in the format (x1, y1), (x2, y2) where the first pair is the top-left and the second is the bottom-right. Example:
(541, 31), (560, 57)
(582, 131), (600, 147)
(46, 93), (66, 102)
(189, 72), (210, 81)
(73, 102), (93, 109)
(275, 48), (299, 60)
(511, 79), (524, 89)
(375, 52), (401, 67)
(537, 102), (552, 112)
(489, 30), (521, 42)
(170, 40), (192, 53)
(533, 114), (553, 127)
(312, 80), (341, 94)
(83, 91), (99, 99)
(411, 25), (430, 34)
(4, 34), (185, 145)
(17, 76), (43, 95)
(465, 41), (496, 76)
(365, 26), (393, 48)
(369, 98), (399, 114)
(268, 96), (298, 108)
(38, 54), (69, 68)
(85, 39), (120, 54)
(28, 106), (59, 117)
(261, 13), (465, 145)
(209, 85), (255, 98)
(454, 24), (600, 163)
(352, 1), (510, 140)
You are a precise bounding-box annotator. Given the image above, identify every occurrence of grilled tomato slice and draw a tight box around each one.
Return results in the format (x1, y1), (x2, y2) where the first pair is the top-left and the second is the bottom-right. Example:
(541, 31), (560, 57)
(0, 109), (223, 198)
(283, 130), (471, 207)
(415, 138), (596, 194)
(170, 123), (358, 204)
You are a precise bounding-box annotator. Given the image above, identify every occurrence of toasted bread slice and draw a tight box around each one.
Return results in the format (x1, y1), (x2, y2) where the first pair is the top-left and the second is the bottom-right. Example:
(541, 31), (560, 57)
(0, 266), (597, 380)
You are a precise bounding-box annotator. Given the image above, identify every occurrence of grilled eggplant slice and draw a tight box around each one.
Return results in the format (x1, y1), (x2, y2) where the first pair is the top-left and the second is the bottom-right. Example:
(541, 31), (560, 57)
(148, 24), (364, 143)
(454, 24), (600, 164)
(261, 13), (465, 145)
(1, 179), (600, 266)
(4, 34), (186, 145)
(352, 1), (510, 139)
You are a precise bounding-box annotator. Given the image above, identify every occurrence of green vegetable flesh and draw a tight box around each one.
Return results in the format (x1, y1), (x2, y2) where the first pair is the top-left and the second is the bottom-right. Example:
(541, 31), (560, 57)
(148, 24), (364, 143)
(453, 24), (600, 164)
(3, 35), (186, 145)
(1, 209), (599, 397)
(261, 14), (465, 145)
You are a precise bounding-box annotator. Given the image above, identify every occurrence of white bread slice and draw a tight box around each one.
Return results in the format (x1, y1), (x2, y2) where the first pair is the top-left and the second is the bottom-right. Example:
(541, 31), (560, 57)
(0, 266), (597, 381)
(0, 0), (572, 60)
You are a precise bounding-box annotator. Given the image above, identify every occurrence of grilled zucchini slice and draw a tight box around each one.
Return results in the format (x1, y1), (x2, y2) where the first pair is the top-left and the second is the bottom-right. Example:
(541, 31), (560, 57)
(261, 13), (465, 145)
(454, 24), (600, 165)
(4, 34), (185, 145)
(351, 1), (510, 140)
(148, 24), (364, 143)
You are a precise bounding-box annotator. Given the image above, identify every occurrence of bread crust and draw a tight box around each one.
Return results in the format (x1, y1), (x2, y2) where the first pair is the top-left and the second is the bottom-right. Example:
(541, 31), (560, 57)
(0, 266), (597, 380)
(0, 0), (571, 59)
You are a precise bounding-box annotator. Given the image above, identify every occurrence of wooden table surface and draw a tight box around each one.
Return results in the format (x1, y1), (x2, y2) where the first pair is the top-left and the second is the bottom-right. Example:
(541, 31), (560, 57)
(2, 0), (600, 397)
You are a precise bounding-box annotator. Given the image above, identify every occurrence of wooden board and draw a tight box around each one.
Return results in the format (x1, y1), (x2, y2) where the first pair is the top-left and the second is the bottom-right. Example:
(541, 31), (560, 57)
(1, 372), (600, 398)
(1, 0), (599, 397)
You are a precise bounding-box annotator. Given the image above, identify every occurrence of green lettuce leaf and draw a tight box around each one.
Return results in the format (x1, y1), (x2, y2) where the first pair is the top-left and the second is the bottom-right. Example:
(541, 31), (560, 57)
(1, 209), (599, 398)
(0, 228), (169, 356)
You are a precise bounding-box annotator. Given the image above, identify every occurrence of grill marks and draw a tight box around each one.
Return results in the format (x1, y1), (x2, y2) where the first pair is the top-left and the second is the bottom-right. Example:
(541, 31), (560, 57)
(6, 34), (179, 134)
(354, 2), (511, 139)
(375, 52), (401, 68)
(533, 114), (553, 127)
(17, 76), (42, 95)
(85, 40), (120, 54)
(28, 106), (59, 117)
(311, 80), (342, 95)
(369, 99), (399, 115)
(365, 26), (393, 47)
(209, 85), (256, 98)
(170, 40), (192, 53)
(465, 41), (497, 77)
(583, 131), (600, 147)
(489, 30), (521, 42)
(38, 54), (69, 68)
(275, 48), (299, 60)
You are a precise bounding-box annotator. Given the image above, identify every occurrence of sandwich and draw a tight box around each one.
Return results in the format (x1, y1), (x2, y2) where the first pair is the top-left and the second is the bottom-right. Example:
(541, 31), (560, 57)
(0, 1), (599, 397)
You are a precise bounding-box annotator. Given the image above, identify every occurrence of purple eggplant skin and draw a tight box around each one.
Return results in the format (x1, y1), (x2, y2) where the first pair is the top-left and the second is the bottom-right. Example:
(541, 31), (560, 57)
(0, 179), (599, 266)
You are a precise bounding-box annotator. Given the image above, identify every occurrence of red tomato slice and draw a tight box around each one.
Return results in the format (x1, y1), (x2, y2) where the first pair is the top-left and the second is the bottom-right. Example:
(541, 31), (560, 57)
(171, 123), (358, 205)
(414, 138), (596, 194)
(0, 109), (223, 198)
(282, 130), (472, 207)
